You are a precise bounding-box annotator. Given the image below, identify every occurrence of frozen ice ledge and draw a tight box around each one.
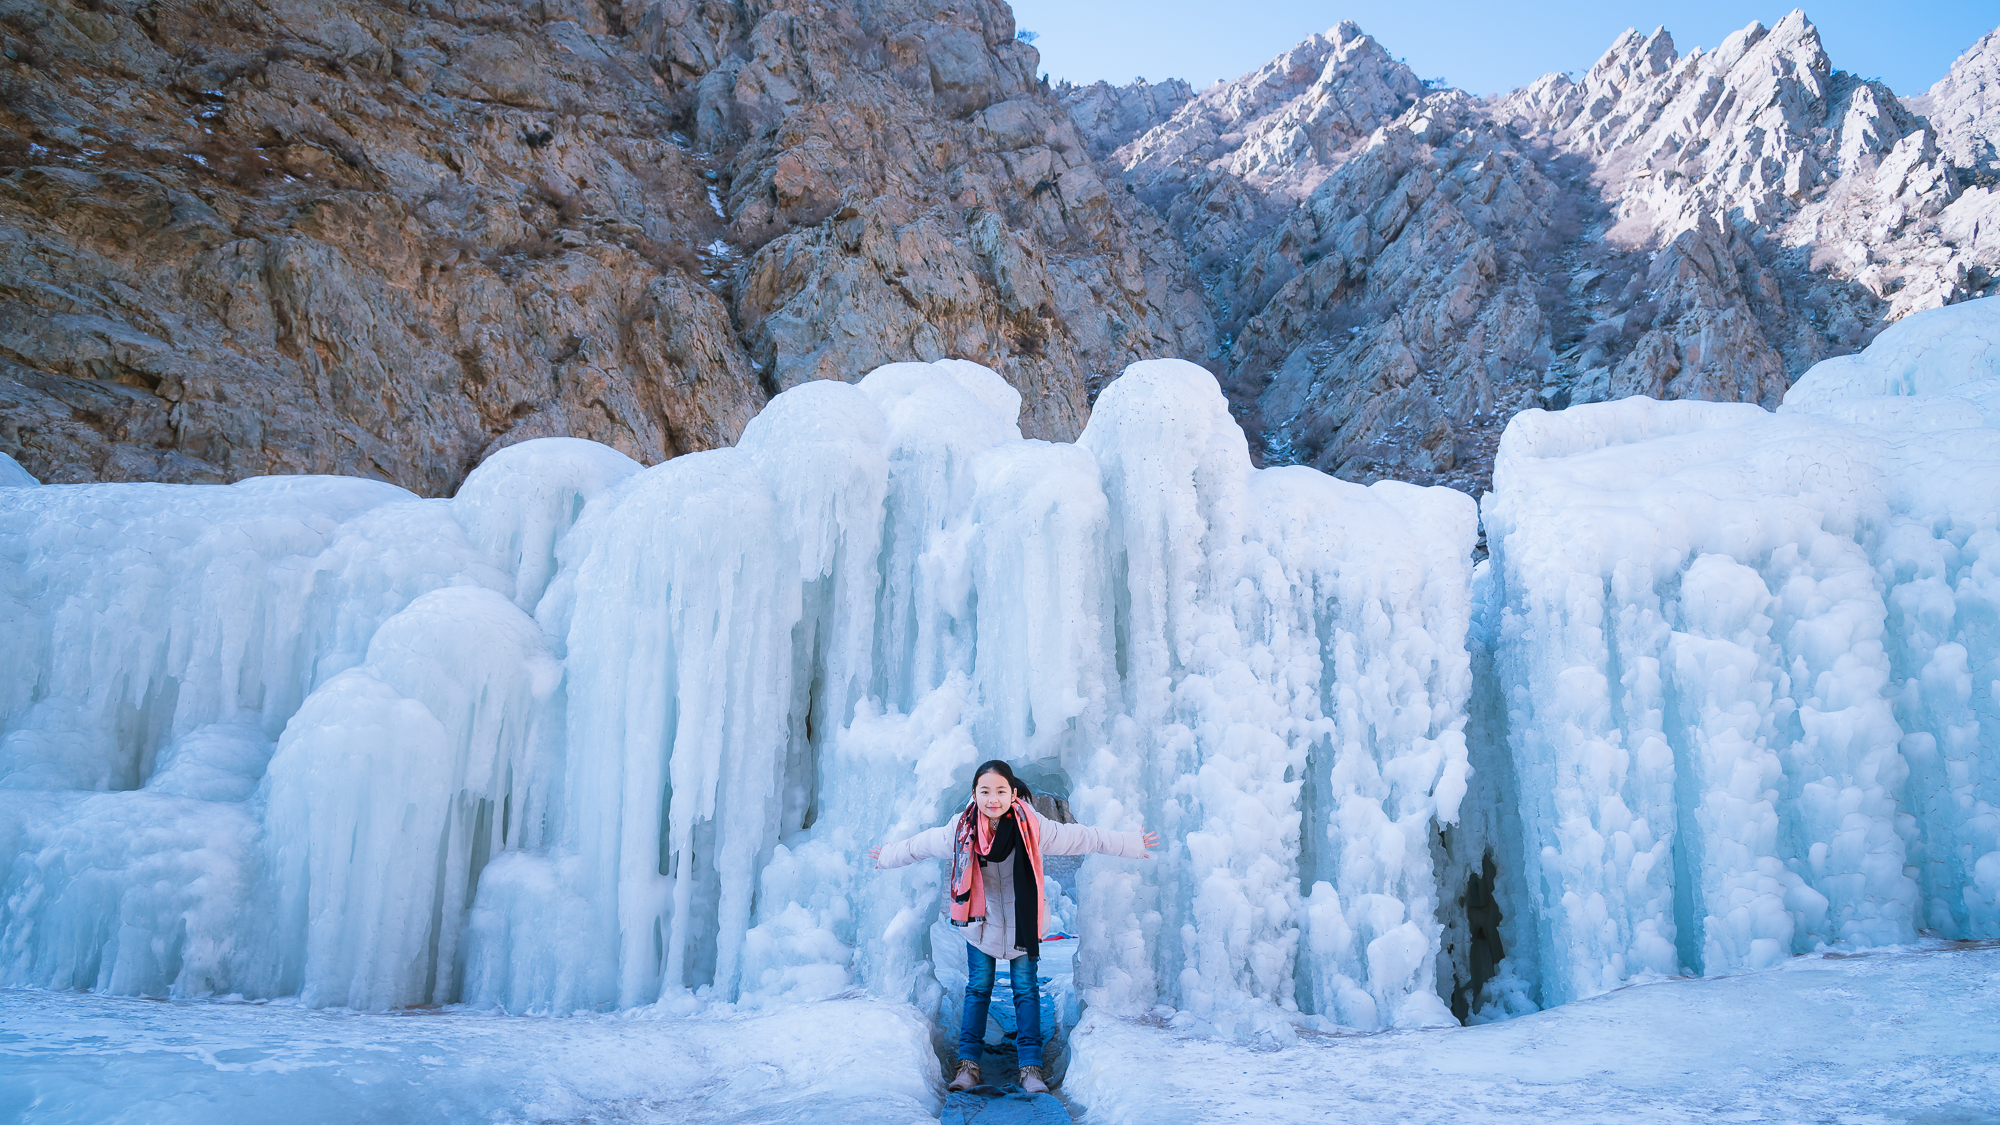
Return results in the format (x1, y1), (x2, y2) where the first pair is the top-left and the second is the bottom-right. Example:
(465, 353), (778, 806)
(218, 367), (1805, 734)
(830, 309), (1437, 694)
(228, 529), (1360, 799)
(0, 296), (1995, 1039)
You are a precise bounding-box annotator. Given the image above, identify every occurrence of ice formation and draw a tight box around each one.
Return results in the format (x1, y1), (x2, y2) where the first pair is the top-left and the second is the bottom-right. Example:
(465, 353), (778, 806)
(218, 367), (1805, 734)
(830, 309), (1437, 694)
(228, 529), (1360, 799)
(0, 357), (1476, 1035)
(1467, 295), (2000, 1010)
(2, 295), (1996, 1035)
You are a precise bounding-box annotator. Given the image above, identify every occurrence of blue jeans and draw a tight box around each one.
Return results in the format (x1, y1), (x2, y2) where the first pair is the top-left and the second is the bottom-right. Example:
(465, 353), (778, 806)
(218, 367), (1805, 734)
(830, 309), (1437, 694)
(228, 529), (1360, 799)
(958, 942), (1042, 1069)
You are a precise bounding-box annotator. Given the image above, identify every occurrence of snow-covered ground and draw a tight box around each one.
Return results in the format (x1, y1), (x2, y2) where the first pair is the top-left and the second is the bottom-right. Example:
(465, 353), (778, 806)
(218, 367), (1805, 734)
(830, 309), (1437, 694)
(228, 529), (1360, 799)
(8, 945), (1992, 1124)
(0, 992), (941, 1125)
(1064, 943), (2000, 1125)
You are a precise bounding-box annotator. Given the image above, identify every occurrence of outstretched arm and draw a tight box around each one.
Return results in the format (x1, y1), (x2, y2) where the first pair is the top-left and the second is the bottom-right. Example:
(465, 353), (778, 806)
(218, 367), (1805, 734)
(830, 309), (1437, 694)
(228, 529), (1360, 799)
(870, 824), (954, 869)
(1038, 812), (1158, 859)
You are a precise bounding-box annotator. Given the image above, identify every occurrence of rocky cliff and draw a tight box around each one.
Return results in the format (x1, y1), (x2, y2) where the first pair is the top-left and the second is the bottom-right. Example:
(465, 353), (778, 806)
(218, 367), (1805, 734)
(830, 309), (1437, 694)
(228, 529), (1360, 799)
(1908, 27), (2000, 182)
(10, 4), (1996, 499)
(1056, 74), (1190, 157)
(1079, 12), (2000, 493)
(0, 0), (1210, 491)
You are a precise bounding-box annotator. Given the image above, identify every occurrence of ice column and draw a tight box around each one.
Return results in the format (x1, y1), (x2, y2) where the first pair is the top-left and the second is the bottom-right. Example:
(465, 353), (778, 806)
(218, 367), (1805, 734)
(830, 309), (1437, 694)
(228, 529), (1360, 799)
(450, 437), (643, 612)
(523, 448), (799, 1009)
(266, 585), (560, 1009)
(738, 381), (889, 838)
(1781, 297), (2000, 939)
(0, 476), (513, 1001)
(856, 360), (1023, 712)
(737, 364), (1121, 1009)
(1074, 360), (1476, 1036)
(1268, 473), (1475, 1031)
(0, 476), (427, 794)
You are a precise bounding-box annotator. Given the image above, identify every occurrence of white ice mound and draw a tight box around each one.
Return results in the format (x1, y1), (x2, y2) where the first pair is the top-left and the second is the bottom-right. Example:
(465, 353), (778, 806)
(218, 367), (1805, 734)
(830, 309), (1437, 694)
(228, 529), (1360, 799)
(1480, 296), (2000, 1008)
(1781, 293), (2000, 425)
(0, 452), (38, 488)
(0, 364), (1478, 1035)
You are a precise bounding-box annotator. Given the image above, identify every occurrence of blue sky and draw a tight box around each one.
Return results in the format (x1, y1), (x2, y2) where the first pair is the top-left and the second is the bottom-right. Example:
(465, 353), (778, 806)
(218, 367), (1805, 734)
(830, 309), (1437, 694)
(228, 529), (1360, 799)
(1006, 1), (1999, 98)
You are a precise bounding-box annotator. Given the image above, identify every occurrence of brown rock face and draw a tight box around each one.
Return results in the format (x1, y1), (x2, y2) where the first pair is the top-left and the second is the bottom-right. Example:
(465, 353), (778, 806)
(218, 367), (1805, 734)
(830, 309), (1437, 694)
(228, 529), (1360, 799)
(0, 0), (1210, 493)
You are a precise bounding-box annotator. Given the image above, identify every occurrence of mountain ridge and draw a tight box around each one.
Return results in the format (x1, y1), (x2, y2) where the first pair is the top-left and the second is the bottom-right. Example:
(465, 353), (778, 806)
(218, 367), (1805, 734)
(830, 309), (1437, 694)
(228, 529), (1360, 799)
(2, 3), (1994, 498)
(1063, 9), (2000, 493)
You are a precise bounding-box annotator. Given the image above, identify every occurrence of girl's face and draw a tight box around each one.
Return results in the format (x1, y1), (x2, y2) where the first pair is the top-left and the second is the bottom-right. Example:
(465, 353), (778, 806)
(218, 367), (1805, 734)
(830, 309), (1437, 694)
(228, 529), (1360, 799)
(974, 772), (1015, 819)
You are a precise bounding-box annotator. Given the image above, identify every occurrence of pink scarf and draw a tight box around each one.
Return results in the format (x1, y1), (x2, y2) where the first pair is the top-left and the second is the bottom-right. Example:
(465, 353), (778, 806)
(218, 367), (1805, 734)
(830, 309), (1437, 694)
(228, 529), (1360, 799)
(948, 798), (1047, 940)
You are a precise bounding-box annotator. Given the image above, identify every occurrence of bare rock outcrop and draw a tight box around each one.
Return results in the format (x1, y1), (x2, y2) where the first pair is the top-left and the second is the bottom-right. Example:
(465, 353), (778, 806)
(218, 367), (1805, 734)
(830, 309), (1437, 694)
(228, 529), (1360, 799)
(1908, 28), (2000, 179)
(0, 0), (1210, 491)
(1056, 76), (1191, 157)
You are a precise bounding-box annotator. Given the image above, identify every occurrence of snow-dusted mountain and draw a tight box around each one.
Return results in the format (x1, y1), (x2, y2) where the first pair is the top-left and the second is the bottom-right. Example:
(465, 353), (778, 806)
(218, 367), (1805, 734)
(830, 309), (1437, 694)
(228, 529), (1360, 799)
(1113, 22), (1421, 204)
(1070, 11), (2000, 493)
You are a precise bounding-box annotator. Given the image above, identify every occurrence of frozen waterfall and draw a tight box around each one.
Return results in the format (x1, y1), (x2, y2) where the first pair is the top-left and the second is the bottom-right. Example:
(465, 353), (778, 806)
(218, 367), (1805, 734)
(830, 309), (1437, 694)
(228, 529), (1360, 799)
(0, 358), (1474, 1034)
(2, 298), (1996, 1035)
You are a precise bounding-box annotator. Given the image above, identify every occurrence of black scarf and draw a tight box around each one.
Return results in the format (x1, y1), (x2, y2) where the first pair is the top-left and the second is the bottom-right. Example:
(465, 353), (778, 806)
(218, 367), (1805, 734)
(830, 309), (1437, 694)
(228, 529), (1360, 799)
(978, 811), (1039, 961)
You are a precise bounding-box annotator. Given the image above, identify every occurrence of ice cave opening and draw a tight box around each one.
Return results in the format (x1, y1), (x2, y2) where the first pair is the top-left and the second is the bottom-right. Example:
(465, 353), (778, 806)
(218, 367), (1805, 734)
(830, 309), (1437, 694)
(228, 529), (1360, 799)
(0, 297), (1996, 1046)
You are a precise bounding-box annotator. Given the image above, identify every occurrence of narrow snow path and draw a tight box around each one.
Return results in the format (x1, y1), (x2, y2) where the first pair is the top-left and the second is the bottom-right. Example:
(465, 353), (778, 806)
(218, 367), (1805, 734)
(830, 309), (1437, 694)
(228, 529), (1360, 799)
(1063, 945), (2000, 1124)
(0, 993), (940, 1124)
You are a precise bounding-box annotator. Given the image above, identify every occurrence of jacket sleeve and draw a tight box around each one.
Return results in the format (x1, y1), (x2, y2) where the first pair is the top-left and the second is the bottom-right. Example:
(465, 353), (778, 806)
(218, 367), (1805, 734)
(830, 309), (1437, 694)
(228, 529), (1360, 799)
(1035, 810), (1148, 858)
(876, 824), (955, 869)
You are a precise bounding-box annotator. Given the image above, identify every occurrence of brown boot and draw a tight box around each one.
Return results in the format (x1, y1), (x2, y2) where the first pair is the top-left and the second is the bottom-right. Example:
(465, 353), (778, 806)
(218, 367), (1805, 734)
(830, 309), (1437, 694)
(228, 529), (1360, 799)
(1018, 1066), (1049, 1094)
(948, 1059), (981, 1092)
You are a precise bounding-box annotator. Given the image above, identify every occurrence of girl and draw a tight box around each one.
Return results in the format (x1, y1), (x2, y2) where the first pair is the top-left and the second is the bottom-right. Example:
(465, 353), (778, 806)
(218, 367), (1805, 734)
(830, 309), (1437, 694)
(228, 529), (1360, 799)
(870, 760), (1157, 1095)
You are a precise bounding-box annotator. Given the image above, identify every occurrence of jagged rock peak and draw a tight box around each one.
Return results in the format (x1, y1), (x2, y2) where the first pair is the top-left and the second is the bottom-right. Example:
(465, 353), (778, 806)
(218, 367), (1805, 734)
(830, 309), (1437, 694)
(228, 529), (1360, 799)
(1057, 76), (1195, 157)
(1171, 10), (2000, 494)
(1492, 9), (1932, 241)
(1589, 25), (1679, 88)
(1114, 20), (1423, 201)
(1909, 27), (2000, 177)
(1485, 7), (1980, 319)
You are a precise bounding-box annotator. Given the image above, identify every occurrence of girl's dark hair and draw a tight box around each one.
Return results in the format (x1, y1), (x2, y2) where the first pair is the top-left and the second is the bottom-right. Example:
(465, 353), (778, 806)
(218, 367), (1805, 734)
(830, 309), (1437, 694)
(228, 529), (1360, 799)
(971, 759), (1032, 800)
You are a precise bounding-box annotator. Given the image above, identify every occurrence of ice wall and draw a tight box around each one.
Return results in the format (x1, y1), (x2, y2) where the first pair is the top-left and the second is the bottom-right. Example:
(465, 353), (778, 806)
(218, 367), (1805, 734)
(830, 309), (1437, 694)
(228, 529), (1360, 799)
(0, 359), (1478, 1033)
(1479, 296), (2000, 1008)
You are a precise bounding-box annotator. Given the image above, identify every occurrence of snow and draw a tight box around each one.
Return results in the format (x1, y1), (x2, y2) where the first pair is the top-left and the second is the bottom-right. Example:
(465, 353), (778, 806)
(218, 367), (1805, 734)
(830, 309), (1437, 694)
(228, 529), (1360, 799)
(1779, 285), (2000, 424)
(1063, 944), (2000, 1125)
(0, 990), (940, 1125)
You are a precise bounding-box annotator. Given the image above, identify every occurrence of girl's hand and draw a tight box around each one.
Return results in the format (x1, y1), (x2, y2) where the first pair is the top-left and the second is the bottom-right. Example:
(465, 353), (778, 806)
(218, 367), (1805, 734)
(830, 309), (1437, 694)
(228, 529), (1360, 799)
(1141, 829), (1159, 858)
(867, 845), (883, 869)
